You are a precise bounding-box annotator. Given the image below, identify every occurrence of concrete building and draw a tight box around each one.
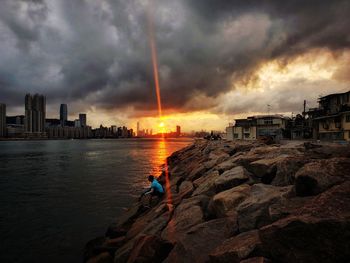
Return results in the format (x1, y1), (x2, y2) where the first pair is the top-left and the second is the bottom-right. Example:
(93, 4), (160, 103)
(226, 115), (289, 141)
(0, 103), (6, 137)
(79, 113), (87, 127)
(25, 94), (46, 136)
(312, 91), (350, 141)
(60, 104), (68, 126)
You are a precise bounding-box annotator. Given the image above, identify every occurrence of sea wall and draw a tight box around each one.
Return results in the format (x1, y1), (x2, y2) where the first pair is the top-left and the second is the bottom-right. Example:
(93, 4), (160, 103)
(84, 139), (350, 263)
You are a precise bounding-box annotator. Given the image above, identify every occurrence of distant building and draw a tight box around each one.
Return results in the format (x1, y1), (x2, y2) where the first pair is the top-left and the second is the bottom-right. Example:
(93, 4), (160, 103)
(74, 119), (81, 128)
(111, 125), (117, 134)
(25, 94), (46, 136)
(137, 122), (140, 136)
(60, 104), (68, 126)
(46, 118), (61, 127)
(176, 125), (181, 136)
(0, 103), (6, 137)
(312, 91), (350, 141)
(6, 115), (24, 125)
(46, 126), (92, 139)
(79, 113), (87, 127)
(226, 115), (289, 141)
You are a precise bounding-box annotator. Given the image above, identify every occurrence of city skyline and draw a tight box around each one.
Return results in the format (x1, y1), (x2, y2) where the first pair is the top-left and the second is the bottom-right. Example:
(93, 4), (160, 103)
(0, 1), (349, 132)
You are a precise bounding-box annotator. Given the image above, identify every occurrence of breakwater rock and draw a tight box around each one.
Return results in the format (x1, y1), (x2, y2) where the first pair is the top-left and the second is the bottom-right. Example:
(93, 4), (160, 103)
(85, 140), (350, 263)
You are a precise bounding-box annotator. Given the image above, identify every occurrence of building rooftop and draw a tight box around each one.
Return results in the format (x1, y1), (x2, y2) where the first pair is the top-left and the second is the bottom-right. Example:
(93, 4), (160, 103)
(318, 90), (350, 100)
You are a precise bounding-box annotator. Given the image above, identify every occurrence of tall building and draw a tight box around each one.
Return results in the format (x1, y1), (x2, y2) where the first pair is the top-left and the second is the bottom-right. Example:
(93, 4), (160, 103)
(176, 125), (181, 136)
(0, 103), (6, 137)
(25, 94), (46, 134)
(74, 119), (81, 128)
(60, 104), (68, 126)
(79, 113), (87, 127)
(137, 122), (140, 136)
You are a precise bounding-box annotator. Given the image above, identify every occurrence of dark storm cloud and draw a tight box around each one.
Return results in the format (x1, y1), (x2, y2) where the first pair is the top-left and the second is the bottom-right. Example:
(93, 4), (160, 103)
(0, 0), (349, 115)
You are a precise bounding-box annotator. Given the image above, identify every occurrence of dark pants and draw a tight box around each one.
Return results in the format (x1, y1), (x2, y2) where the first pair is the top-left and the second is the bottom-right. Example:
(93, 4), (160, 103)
(151, 190), (164, 198)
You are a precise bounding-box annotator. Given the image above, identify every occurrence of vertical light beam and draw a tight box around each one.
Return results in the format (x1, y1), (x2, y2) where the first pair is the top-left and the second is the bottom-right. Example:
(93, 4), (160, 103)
(147, 0), (162, 118)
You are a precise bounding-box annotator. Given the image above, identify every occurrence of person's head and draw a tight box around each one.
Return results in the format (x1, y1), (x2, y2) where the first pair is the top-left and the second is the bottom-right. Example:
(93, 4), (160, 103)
(148, 175), (154, 182)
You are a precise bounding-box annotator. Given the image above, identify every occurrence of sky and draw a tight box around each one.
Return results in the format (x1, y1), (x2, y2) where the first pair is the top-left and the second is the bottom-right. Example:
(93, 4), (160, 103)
(0, 0), (349, 132)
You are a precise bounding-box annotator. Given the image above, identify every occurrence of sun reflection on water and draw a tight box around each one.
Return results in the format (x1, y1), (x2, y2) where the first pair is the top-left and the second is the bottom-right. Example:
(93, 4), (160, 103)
(156, 138), (174, 213)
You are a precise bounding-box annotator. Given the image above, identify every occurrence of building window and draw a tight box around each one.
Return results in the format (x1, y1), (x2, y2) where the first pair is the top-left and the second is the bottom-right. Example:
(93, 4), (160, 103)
(244, 127), (250, 132)
(264, 120), (273, 125)
(346, 115), (350, 123)
(234, 133), (239, 138)
(244, 134), (250, 139)
(322, 122), (329, 129)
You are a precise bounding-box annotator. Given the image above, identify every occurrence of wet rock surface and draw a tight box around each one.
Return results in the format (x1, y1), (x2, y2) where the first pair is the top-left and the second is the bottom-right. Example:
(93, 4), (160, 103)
(85, 140), (350, 263)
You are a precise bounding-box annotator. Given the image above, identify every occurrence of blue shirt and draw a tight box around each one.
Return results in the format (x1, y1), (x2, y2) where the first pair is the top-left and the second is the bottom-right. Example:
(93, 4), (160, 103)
(151, 179), (164, 193)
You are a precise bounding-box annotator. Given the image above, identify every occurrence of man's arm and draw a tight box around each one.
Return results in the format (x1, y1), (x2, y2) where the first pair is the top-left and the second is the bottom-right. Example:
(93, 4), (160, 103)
(139, 187), (153, 200)
(143, 187), (154, 196)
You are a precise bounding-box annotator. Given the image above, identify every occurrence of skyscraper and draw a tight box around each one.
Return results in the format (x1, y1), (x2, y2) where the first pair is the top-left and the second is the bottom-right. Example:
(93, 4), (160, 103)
(0, 103), (6, 137)
(60, 104), (68, 126)
(137, 122), (140, 136)
(176, 125), (181, 136)
(79, 113), (87, 127)
(25, 94), (46, 134)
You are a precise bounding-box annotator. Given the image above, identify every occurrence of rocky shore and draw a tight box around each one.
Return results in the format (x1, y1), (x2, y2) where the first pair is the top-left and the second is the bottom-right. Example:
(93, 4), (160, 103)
(84, 139), (350, 263)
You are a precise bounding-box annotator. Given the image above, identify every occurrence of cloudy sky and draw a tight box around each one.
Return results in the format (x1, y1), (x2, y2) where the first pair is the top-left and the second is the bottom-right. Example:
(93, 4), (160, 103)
(0, 0), (349, 131)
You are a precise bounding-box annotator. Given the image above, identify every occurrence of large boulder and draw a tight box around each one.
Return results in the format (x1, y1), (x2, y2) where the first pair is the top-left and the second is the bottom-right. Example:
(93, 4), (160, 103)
(215, 160), (236, 174)
(306, 144), (350, 159)
(164, 217), (237, 263)
(295, 157), (350, 196)
(178, 181), (194, 198)
(161, 195), (209, 243)
(259, 182), (350, 263)
(192, 171), (220, 196)
(209, 230), (263, 263)
(115, 211), (171, 262)
(126, 235), (173, 263)
(237, 184), (293, 232)
(214, 166), (252, 192)
(209, 151), (230, 165)
(125, 203), (170, 240)
(271, 157), (308, 186)
(188, 164), (207, 181)
(268, 196), (312, 222)
(248, 156), (289, 184)
(210, 184), (251, 218)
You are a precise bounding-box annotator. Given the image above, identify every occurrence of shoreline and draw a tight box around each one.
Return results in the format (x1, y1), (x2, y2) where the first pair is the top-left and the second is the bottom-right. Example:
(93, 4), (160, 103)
(84, 139), (350, 263)
(0, 137), (194, 142)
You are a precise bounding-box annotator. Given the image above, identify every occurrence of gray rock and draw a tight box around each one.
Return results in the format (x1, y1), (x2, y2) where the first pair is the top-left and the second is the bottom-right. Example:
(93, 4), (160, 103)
(295, 157), (350, 196)
(178, 181), (194, 198)
(164, 217), (237, 263)
(248, 156), (289, 184)
(271, 157), (308, 186)
(215, 166), (251, 192)
(237, 184), (292, 232)
(211, 184), (251, 218)
(161, 195), (209, 243)
(192, 170), (220, 196)
(209, 230), (263, 263)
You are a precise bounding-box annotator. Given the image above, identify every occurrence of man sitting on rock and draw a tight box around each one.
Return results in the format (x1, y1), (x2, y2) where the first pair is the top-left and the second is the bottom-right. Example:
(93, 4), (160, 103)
(139, 175), (165, 207)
